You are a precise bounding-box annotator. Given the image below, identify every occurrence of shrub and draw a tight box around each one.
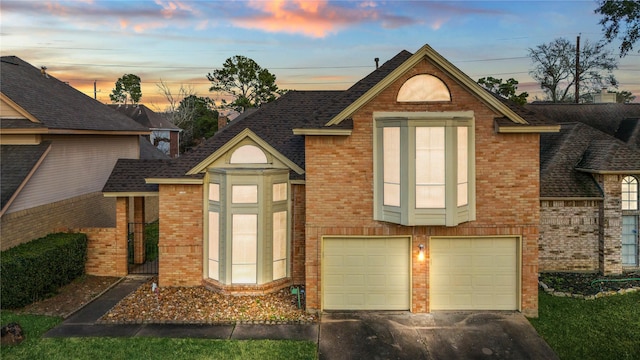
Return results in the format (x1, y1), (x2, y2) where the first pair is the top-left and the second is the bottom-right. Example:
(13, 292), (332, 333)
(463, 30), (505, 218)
(0, 233), (87, 309)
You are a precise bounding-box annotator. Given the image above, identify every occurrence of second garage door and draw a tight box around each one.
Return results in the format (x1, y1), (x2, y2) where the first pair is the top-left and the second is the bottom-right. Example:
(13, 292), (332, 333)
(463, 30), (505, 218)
(323, 237), (410, 310)
(430, 237), (519, 311)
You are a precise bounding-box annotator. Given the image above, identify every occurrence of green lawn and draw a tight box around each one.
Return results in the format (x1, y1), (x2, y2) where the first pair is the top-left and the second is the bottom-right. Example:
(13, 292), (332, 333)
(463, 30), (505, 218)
(0, 311), (317, 360)
(529, 291), (640, 360)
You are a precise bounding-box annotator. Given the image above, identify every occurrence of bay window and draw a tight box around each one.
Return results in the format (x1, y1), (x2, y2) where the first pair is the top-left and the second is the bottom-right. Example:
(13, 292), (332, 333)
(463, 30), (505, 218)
(207, 145), (290, 285)
(374, 111), (475, 226)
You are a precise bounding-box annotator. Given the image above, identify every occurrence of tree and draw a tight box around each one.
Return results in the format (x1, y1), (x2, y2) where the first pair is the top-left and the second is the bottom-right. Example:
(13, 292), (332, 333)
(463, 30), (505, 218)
(109, 74), (142, 105)
(207, 56), (279, 113)
(477, 77), (529, 105)
(615, 89), (636, 103)
(596, 0), (640, 57)
(528, 38), (618, 103)
(177, 95), (218, 151)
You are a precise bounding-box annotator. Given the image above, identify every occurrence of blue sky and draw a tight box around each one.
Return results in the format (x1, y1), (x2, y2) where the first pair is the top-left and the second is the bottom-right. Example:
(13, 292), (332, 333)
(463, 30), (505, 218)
(1, 0), (639, 108)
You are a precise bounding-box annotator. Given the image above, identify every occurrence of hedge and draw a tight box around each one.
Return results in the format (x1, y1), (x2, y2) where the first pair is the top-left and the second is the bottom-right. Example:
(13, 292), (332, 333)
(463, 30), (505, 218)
(0, 233), (88, 309)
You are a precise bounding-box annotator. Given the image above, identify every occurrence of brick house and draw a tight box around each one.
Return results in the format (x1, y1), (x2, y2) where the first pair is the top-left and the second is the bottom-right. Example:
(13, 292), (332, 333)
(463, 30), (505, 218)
(530, 103), (640, 275)
(103, 44), (559, 317)
(108, 104), (181, 158)
(0, 56), (153, 250)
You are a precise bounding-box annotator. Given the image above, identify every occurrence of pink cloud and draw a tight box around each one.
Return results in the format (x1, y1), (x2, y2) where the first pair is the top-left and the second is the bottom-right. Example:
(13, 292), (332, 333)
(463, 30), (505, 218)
(231, 0), (414, 38)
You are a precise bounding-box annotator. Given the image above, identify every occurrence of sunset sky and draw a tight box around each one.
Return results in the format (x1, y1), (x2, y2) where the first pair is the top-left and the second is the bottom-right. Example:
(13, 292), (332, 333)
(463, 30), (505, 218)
(2, 0), (639, 110)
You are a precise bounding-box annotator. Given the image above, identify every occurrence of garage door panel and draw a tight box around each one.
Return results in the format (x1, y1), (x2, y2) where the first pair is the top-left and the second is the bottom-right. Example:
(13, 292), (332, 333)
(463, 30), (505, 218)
(430, 238), (518, 311)
(324, 237), (410, 310)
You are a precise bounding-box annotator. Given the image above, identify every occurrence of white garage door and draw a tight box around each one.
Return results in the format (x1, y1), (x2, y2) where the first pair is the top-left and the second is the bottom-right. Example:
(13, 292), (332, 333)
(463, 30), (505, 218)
(430, 237), (518, 310)
(323, 237), (410, 310)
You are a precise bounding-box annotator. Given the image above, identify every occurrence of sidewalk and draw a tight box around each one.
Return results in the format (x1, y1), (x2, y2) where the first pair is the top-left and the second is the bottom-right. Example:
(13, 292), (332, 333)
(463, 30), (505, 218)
(43, 276), (318, 342)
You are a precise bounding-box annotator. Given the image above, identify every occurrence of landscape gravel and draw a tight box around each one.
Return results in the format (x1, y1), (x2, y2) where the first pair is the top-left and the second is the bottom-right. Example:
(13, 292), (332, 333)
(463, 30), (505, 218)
(100, 278), (317, 324)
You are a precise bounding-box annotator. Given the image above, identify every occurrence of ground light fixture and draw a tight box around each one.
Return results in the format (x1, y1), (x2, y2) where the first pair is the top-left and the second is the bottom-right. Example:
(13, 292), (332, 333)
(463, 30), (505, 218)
(418, 244), (425, 261)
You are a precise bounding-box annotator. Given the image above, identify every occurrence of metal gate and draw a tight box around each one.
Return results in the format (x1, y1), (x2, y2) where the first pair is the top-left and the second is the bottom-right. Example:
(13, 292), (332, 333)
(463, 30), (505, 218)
(128, 221), (159, 274)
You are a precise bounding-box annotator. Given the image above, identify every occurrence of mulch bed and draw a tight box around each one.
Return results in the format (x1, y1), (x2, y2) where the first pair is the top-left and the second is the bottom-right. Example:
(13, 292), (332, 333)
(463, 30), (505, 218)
(539, 271), (640, 296)
(100, 278), (317, 324)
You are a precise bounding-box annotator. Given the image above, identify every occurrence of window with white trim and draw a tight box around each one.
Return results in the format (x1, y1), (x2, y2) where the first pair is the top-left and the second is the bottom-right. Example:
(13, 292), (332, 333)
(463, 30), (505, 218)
(374, 112), (475, 226)
(622, 176), (638, 210)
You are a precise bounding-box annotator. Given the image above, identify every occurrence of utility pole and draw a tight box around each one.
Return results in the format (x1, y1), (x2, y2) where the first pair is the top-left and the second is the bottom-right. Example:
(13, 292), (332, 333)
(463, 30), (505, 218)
(575, 35), (580, 104)
(94, 80), (97, 100)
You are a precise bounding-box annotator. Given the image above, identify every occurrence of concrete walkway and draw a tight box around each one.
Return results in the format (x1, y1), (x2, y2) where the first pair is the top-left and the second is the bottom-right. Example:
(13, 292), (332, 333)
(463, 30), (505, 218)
(44, 276), (318, 342)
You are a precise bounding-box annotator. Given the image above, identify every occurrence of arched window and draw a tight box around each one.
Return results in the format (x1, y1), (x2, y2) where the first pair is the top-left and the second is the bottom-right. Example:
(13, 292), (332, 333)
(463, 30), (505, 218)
(230, 145), (268, 164)
(622, 176), (638, 210)
(397, 74), (451, 102)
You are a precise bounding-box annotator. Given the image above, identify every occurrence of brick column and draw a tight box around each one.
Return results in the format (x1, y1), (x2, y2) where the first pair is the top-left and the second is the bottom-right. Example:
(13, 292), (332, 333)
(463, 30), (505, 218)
(115, 197), (129, 276)
(598, 174), (623, 275)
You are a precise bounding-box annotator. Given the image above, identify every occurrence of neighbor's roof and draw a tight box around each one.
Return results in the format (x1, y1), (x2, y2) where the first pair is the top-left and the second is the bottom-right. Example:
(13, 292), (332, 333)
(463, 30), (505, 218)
(108, 104), (180, 131)
(1, 142), (51, 214)
(527, 103), (640, 145)
(0, 56), (148, 133)
(540, 122), (640, 198)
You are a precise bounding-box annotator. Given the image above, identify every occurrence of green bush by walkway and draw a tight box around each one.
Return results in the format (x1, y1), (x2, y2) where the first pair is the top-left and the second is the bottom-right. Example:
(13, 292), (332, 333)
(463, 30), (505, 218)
(1, 233), (87, 308)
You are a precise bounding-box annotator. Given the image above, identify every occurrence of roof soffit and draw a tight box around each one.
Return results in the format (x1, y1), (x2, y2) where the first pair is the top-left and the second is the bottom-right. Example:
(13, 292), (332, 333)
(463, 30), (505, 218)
(325, 44), (528, 127)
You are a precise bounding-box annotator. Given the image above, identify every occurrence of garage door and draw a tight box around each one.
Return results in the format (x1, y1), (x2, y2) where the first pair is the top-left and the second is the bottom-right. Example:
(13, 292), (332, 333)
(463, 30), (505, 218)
(430, 237), (518, 310)
(323, 237), (410, 310)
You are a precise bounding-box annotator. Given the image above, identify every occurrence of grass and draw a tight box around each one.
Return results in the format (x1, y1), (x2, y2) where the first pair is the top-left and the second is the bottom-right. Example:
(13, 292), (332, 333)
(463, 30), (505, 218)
(529, 291), (640, 360)
(0, 311), (317, 360)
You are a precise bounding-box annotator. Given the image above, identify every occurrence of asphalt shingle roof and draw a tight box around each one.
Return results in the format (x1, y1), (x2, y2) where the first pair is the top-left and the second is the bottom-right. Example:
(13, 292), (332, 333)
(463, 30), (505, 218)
(108, 104), (180, 130)
(1, 142), (51, 210)
(100, 48), (569, 194)
(1, 56), (148, 132)
(540, 122), (640, 198)
(102, 159), (170, 193)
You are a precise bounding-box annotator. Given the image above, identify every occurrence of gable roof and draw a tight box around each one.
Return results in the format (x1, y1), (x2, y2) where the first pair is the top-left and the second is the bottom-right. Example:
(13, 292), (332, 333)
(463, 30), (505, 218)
(318, 44), (557, 132)
(103, 44), (558, 194)
(0, 56), (148, 134)
(108, 104), (180, 131)
(1, 142), (52, 215)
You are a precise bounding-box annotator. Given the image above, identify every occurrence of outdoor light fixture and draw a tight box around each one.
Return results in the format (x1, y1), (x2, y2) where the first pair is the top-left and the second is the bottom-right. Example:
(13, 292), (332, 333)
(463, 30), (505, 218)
(418, 244), (425, 261)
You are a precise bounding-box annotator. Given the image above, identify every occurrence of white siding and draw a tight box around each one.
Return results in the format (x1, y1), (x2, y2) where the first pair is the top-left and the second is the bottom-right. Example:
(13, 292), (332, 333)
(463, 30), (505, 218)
(7, 135), (138, 214)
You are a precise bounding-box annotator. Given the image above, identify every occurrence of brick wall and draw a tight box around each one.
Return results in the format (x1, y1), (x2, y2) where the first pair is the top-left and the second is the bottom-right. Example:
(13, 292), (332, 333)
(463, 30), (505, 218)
(539, 200), (600, 271)
(291, 183), (306, 285)
(1, 192), (116, 250)
(598, 174), (623, 274)
(82, 197), (129, 277)
(304, 59), (540, 317)
(158, 184), (203, 286)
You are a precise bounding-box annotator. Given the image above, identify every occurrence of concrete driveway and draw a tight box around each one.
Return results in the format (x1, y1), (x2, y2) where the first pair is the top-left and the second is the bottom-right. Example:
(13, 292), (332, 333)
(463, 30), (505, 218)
(319, 311), (558, 360)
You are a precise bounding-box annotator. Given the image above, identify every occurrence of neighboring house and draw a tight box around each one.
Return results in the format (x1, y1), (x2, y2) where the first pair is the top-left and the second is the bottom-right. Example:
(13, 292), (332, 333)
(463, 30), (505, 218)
(0, 56), (151, 250)
(102, 44), (560, 317)
(529, 102), (640, 275)
(108, 104), (181, 158)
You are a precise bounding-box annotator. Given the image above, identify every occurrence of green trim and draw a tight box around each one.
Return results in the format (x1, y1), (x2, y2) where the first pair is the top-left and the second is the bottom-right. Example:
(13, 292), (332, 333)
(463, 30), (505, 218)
(292, 128), (352, 136)
(373, 112), (476, 226)
(102, 192), (159, 197)
(145, 178), (203, 185)
(186, 128), (304, 176)
(496, 125), (561, 133)
(205, 169), (291, 286)
(326, 44), (528, 127)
